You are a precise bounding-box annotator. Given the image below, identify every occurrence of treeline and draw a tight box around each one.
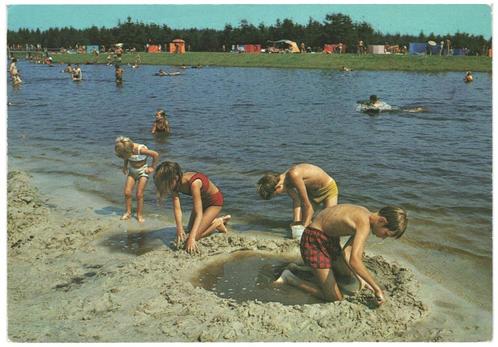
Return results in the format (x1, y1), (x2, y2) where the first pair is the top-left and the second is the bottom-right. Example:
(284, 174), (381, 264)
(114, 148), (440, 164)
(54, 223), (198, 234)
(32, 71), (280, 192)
(7, 14), (492, 55)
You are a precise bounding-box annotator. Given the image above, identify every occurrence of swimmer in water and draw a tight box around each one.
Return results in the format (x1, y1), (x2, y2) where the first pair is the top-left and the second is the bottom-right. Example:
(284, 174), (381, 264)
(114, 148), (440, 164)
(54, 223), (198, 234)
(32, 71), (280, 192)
(464, 71), (473, 83)
(72, 64), (82, 81)
(115, 64), (124, 84)
(358, 95), (426, 114)
(64, 64), (73, 73)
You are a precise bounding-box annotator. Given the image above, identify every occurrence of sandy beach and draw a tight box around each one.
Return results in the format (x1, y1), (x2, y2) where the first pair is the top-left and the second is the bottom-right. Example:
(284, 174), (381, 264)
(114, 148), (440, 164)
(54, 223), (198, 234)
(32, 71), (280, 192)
(7, 170), (432, 342)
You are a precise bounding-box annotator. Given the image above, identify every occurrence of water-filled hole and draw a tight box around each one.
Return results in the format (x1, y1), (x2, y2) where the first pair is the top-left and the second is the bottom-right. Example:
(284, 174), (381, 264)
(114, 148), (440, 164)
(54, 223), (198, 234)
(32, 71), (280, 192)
(193, 251), (324, 305)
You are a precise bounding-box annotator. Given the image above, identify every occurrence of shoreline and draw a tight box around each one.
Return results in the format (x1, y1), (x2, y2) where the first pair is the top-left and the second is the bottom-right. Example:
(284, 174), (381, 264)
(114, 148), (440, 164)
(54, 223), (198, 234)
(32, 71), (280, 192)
(7, 170), (432, 342)
(12, 52), (492, 72)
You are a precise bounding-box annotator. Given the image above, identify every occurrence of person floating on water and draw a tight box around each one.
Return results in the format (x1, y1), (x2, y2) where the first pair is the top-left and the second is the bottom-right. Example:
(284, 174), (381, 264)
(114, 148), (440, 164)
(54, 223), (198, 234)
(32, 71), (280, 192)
(357, 95), (426, 114)
(154, 161), (231, 254)
(274, 204), (408, 305)
(115, 64), (124, 84)
(155, 69), (182, 76)
(115, 136), (159, 223)
(257, 163), (339, 228)
(72, 64), (82, 81)
(464, 71), (473, 83)
(341, 66), (352, 72)
(151, 109), (171, 135)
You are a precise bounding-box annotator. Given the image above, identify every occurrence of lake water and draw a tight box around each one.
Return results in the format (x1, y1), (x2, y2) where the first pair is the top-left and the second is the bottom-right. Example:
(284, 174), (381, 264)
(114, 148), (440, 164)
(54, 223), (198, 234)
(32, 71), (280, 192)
(7, 60), (492, 340)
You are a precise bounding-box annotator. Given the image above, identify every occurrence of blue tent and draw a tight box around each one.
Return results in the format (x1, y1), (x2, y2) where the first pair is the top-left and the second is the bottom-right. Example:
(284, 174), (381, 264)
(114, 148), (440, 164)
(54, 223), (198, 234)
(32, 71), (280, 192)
(86, 45), (99, 53)
(452, 48), (466, 56)
(409, 42), (427, 55)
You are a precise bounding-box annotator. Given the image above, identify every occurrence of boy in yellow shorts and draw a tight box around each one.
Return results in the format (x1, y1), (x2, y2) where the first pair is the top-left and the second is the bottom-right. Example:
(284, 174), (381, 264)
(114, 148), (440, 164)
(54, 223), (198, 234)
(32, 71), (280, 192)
(257, 163), (338, 227)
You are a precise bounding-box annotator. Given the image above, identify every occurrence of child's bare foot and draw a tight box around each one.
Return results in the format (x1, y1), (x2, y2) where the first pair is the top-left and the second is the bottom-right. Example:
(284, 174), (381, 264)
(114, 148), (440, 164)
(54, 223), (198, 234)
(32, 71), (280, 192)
(214, 215), (231, 233)
(137, 216), (145, 223)
(273, 269), (293, 285)
(120, 213), (131, 220)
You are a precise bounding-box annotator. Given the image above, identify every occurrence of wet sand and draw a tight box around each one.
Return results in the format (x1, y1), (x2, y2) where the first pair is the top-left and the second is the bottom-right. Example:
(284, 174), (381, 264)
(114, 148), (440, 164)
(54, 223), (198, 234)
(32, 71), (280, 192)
(8, 170), (430, 342)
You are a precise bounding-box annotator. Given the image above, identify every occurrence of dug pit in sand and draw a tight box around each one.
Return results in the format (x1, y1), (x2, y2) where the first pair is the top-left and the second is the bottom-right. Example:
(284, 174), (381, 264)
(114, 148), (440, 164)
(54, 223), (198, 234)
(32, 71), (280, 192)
(8, 170), (428, 342)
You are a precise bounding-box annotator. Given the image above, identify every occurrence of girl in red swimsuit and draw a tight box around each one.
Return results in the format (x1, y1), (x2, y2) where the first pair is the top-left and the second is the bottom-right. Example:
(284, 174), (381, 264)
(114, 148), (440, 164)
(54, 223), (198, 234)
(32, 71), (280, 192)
(154, 161), (231, 254)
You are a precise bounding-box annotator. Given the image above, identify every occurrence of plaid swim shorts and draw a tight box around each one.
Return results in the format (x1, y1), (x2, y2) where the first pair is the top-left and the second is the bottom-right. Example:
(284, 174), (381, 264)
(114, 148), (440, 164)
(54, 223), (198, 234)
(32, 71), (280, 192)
(300, 227), (342, 269)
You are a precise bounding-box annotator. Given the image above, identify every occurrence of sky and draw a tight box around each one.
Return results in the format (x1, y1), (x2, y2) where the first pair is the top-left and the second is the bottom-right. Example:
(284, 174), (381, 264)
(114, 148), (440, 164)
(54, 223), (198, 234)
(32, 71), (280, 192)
(6, 2), (493, 38)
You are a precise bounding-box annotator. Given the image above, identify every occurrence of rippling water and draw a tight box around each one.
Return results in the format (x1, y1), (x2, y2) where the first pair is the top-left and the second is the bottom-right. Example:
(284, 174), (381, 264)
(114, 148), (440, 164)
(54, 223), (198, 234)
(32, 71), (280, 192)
(7, 60), (492, 339)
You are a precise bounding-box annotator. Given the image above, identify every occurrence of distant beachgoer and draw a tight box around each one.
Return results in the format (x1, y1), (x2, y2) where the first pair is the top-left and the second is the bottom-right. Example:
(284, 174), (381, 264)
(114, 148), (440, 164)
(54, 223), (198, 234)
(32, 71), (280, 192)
(154, 161), (231, 253)
(72, 64), (82, 81)
(357, 40), (365, 54)
(114, 136), (159, 223)
(9, 58), (22, 84)
(64, 63), (73, 73)
(274, 204), (408, 304)
(257, 163), (339, 227)
(342, 66), (352, 72)
(156, 69), (167, 76)
(106, 54), (113, 65)
(115, 64), (124, 83)
(151, 109), (171, 135)
(464, 71), (473, 83)
(439, 41), (444, 56)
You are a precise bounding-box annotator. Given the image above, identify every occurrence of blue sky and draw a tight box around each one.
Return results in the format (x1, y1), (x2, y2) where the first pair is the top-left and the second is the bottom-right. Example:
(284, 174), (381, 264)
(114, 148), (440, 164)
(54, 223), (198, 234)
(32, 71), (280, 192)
(7, 4), (492, 38)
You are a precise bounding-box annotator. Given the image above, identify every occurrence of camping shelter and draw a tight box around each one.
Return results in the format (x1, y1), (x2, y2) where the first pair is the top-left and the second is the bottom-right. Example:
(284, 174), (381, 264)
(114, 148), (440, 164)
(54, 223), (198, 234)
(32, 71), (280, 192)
(86, 45), (99, 53)
(147, 44), (162, 53)
(409, 42), (427, 55)
(169, 39), (185, 54)
(243, 44), (261, 53)
(367, 45), (386, 54)
(269, 40), (300, 53)
(323, 43), (347, 54)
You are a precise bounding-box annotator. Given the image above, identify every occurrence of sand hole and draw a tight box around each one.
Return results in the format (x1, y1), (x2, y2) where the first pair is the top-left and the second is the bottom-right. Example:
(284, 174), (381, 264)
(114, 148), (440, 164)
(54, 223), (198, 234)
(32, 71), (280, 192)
(193, 251), (324, 305)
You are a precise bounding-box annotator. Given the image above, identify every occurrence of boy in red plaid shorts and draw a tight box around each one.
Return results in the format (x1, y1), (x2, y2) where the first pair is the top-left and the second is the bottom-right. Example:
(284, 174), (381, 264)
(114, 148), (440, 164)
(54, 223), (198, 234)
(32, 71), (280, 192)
(274, 204), (407, 305)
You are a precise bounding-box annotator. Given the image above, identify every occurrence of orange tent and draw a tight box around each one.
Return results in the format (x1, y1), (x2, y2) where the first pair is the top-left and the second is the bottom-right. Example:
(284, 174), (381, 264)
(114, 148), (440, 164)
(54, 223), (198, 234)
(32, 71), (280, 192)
(169, 39), (185, 54)
(147, 44), (162, 53)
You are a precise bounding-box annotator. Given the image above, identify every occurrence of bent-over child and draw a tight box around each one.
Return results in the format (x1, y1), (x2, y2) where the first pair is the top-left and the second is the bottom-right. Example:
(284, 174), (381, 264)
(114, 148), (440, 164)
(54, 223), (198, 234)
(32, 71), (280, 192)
(257, 163), (339, 227)
(115, 136), (159, 223)
(274, 204), (408, 305)
(154, 161), (231, 254)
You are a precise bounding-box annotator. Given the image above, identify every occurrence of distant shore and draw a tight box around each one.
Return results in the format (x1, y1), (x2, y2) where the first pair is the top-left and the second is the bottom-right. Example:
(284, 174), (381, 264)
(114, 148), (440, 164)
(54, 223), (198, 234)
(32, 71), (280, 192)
(14, 52), (492, 72)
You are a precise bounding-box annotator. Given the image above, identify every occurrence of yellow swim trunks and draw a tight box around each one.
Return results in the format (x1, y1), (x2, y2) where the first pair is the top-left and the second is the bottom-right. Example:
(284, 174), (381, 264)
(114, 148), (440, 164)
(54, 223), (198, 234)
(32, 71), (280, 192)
(310, 180), (339, 204)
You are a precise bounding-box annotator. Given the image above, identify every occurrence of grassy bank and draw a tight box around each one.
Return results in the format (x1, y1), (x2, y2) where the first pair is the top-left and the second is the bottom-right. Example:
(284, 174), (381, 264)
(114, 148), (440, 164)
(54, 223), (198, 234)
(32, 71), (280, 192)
(21, 51), (492, 72)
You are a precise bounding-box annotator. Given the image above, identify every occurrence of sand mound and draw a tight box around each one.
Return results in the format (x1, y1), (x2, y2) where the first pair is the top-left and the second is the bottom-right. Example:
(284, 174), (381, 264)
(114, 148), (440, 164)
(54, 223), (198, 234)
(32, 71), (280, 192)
(7, 171), (427, 342)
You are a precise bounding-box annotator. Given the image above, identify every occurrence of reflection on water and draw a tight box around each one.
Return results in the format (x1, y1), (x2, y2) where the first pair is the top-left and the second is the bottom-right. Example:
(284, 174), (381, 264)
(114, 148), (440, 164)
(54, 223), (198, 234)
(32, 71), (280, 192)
(194, 251), (323, 305)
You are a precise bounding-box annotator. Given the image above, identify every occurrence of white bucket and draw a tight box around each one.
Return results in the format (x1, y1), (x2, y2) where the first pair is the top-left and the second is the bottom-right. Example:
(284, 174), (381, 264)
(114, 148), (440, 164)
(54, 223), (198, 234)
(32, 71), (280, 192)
(290, 224), (305, 240)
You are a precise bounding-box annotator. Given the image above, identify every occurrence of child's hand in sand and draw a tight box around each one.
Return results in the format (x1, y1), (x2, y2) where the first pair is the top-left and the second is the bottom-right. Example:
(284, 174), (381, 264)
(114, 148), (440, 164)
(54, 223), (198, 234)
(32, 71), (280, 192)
(375, 290), (386, 306)
(185, 237), (199, 254)
(175, 231), (186, 245)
